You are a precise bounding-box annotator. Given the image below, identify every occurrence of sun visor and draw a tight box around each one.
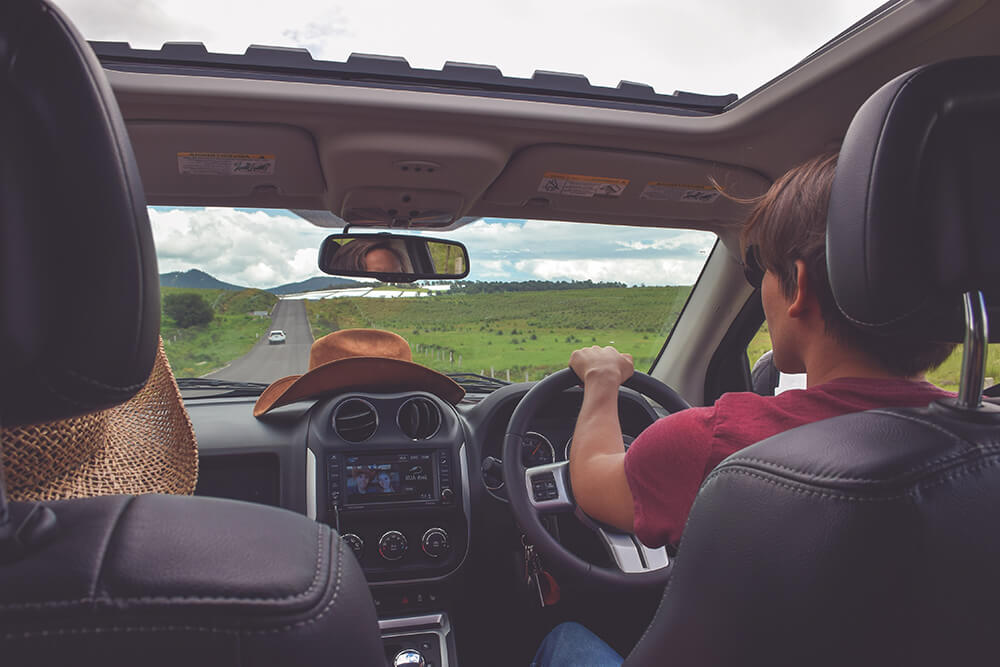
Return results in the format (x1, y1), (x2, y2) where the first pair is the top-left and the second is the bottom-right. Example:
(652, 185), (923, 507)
(127, 121), (326, 206)
(480, 145), (769, 228)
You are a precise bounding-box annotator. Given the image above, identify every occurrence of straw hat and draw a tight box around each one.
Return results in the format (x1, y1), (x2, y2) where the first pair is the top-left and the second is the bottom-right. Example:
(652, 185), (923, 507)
(253, 329), (464, 417)
(1, 338), (198, 501)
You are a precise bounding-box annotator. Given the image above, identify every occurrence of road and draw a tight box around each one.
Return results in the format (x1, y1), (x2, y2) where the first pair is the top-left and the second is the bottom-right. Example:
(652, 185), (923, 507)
(205, 299), (313, 383)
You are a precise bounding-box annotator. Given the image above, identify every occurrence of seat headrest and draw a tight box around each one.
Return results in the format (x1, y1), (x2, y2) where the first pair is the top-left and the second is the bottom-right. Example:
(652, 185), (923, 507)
(0, 0), (160, 427)
(827, 57), (1000, 342)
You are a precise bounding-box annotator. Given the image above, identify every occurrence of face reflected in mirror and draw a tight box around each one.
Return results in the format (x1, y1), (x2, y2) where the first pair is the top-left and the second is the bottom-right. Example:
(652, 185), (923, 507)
(328, 239), (407, 273)
(363, 247), (404, 273)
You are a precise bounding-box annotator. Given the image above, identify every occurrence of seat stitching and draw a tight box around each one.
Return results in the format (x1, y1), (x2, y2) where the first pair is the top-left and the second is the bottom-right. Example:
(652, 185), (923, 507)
(703, 455), (1000, 502)
(0, 532), (346, 639)
(0, 523), (325, 610)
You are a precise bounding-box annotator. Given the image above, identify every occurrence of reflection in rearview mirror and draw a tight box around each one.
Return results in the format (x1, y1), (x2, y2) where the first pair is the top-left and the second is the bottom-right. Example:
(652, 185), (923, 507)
(318, 233), (470, 283)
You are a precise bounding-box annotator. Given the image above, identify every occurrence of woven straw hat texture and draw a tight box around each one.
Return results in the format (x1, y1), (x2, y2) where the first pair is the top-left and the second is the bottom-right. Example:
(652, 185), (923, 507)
(1, 339), (198, 501)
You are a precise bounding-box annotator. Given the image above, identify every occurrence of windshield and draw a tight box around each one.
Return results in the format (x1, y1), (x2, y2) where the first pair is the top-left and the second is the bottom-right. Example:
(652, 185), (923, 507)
(154, 207), (715, 388)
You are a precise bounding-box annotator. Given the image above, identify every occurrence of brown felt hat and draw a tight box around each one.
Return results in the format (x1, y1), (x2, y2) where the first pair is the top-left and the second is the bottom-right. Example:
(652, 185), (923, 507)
(253, 329), (464, 417)
(1, 338), (198, 501)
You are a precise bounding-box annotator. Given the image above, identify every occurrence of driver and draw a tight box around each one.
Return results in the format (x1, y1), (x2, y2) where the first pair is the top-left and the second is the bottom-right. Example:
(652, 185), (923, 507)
(532, 152), (957, 666)
(329, 238), (405, 273)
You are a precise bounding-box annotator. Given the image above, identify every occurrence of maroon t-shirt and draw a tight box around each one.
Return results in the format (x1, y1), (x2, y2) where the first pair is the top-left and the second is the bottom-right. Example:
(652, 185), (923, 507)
(623, 377), (954, 548)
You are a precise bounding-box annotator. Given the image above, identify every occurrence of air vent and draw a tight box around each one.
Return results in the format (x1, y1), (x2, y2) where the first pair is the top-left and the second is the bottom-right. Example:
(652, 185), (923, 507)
(397, 397), (442, 440)
(332, 399), (378, 442)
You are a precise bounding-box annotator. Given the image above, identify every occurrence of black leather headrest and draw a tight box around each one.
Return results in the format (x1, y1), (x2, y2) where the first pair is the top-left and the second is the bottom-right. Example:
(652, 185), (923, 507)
(0, 0), (160, 427)
(827, 57), (1000, 342)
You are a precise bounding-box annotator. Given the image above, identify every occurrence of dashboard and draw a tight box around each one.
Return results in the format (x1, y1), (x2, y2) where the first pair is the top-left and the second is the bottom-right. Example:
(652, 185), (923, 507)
(187, 382), (661, 617)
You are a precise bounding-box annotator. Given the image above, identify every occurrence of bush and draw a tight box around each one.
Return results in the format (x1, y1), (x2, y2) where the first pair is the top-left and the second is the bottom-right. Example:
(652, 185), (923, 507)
(164, 293), (214, 328)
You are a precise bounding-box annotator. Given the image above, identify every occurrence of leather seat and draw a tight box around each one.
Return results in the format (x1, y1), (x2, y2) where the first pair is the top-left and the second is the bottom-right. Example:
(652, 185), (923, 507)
(626, 57), (1000, 666)
(0, 1), (384, 664)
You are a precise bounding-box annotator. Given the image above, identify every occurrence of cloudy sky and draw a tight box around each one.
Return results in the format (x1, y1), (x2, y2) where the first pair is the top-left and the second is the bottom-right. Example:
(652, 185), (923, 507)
(57, 0), (880, 288)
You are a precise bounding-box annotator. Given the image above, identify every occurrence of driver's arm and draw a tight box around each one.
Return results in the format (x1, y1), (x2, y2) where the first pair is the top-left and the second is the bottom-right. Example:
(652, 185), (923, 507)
(568, 346), (637, 533)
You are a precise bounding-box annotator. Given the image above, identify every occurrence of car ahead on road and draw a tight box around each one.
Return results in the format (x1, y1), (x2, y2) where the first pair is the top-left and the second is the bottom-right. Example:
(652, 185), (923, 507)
(267, 330), (286, 345)
(12, 1), (1000, 664)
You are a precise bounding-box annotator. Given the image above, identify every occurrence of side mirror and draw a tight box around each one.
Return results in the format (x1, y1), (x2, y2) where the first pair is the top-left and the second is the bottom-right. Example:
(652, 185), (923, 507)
(318, 233), (470, 283)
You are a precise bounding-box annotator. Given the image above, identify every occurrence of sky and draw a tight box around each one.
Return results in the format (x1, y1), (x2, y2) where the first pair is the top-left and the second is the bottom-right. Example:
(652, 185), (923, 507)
(57, 0), (882, 288)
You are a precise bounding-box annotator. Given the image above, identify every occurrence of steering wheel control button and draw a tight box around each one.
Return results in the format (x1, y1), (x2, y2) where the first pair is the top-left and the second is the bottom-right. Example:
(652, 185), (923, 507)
(342, 533), (364, 559)
(379, 530), (408, 561)
(421, 527), (450, 558)
(393, 650), (426, 667)
(531, 472), (559, 501)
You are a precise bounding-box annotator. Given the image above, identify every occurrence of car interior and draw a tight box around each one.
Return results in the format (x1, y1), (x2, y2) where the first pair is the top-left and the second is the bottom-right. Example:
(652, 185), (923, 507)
(2, 0), (1000, 665)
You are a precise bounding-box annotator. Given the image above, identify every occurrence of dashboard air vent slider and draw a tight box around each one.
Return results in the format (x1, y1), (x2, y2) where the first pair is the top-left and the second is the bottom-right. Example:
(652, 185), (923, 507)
(332, 398), (378, 442)
(397, 397), (442, 440)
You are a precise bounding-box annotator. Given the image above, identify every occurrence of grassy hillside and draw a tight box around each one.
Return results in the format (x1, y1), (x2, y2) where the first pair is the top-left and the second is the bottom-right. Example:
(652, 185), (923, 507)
(305, 286), (692, 380)
(748, 324), (1000, 393)
(161, 287), (278, 377)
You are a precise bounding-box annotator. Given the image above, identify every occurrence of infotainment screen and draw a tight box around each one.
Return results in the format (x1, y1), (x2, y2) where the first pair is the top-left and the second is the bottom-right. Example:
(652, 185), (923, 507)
(343, 452), (435, 505)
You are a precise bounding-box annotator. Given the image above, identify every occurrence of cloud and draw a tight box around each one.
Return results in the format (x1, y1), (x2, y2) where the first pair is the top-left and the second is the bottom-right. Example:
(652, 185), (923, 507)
(150, 207), (330, 288)
(513, 258), (709, 285)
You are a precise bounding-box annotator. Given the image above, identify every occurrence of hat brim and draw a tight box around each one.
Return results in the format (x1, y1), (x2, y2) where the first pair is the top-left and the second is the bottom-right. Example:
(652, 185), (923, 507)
(253, 357), (465, 417)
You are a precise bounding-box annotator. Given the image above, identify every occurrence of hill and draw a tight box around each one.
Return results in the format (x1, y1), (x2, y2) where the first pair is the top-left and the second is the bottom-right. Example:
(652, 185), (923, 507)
(266, 275), (364, 295)
(160, 269), (363, 295)
(160, 269), (246, 291)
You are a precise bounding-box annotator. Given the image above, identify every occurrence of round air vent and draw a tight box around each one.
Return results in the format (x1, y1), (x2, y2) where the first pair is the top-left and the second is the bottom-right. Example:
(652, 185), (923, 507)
(332, 398), (378, 442)
(397, 397), (442, 440)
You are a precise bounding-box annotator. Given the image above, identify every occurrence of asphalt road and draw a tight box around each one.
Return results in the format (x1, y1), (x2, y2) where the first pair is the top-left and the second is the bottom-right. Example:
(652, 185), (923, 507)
(206, 299), (313, 383)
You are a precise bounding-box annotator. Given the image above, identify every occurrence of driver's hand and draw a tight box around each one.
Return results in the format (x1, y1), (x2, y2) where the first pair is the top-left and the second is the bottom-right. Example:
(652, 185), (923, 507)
(569, 346), (634, 386)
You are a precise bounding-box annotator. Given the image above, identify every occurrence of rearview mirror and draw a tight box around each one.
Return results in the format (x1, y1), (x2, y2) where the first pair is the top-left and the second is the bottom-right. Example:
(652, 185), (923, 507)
(318, 233), (470, 283)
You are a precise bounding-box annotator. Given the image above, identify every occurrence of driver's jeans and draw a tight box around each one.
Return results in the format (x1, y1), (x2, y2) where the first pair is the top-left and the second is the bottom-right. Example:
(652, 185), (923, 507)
(531, 622), (624, 667)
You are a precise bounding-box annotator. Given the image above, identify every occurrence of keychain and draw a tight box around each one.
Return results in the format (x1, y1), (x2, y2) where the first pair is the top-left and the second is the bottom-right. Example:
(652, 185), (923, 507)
(522, 535), (561, 607)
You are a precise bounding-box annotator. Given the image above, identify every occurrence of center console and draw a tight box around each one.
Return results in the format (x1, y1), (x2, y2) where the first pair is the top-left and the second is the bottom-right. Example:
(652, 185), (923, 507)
(308, 392), (468, 664)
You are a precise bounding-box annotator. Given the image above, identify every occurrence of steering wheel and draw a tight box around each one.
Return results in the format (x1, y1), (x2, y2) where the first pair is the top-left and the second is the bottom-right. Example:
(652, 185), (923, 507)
(502, 368), (690, 590)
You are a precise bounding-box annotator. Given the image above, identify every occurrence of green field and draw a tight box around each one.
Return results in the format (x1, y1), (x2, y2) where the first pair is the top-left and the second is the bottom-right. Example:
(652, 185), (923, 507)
(305, 287), (692, 381)
(161, 287), (278, 377)
(748, 324), (1000, 392)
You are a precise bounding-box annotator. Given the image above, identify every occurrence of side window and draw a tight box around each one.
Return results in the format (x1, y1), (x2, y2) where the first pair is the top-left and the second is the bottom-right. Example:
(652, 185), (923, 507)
(747, 322), (806, 396)
(749, 323), (998, 395)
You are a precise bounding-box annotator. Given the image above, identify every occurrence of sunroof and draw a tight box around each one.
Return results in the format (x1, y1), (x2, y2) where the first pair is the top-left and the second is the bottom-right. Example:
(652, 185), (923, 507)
(54, 0), (892, 98)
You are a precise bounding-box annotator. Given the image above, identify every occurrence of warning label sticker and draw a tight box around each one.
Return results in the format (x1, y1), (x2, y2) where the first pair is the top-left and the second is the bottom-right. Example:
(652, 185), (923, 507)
(538, 172), (629, 198)
(640, 182), (719, 203)
(177, 152), (276, 176)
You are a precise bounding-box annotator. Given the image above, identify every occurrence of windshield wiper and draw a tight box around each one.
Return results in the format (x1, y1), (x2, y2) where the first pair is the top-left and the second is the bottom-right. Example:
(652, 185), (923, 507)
(175, 378), (270, 398)
(446, 373), (511, 393)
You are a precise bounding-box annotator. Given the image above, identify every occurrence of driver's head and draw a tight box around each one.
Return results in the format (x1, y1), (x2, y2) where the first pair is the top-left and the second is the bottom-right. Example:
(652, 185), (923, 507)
(364, 247), (404, 273)
(330, 239), (405, 273)
(740, 151), (955, 377)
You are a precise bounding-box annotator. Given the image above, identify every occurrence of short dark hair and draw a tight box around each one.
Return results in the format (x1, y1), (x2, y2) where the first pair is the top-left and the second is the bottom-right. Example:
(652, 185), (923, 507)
(740, 151), (955, 378)
(330, 239), (404, 272)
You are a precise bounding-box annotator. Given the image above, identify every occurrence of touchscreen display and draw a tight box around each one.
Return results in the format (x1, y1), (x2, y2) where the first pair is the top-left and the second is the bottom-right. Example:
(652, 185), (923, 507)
(344, 453), (435, 504)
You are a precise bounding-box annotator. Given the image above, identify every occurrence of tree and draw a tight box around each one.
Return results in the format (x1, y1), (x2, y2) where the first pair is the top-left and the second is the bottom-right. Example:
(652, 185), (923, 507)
(164, 293), (214, 328)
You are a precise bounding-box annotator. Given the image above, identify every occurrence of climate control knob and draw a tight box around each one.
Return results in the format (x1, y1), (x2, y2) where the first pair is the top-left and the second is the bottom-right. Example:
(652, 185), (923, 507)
(342, 533), (364, 560)
(421, 527), (450, 558)
(378, 530), (408, 561)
